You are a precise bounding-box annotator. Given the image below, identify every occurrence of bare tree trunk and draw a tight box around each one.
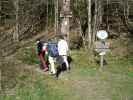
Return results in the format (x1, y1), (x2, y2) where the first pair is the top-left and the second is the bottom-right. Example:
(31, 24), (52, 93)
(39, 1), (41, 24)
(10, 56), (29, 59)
(14, 0), (19, 42)
(123, 0), (129, 24)
(46, 0), (49, 34)
(106, 0), (109, 31)
(98, 0), (103, 26)
(126, 1), (129, 20)
(60, 0), (71, 45)
(55, 0), (59, 35)
(50, 0), (53, 27)
(87, 0), (92, 48)
(92, 0), (98, 46)
(0, 0), (2, 25)
(77, 18), (87, 50)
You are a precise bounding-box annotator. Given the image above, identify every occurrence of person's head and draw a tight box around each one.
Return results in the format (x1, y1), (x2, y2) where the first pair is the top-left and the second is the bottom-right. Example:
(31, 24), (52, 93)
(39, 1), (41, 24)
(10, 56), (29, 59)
(44, 43), (48, 46)
(36, 39), (41, 44)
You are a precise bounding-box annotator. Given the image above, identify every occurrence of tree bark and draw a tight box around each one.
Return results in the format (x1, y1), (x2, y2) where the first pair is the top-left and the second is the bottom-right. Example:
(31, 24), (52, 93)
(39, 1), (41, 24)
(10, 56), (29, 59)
(14, 0), (19, 42)
(55, 0), (59, 35)
(87, 0), (92, 48)
(92, 0), (98, 46)
(0, 0), (2, 25)
(46, 0), (49, 34)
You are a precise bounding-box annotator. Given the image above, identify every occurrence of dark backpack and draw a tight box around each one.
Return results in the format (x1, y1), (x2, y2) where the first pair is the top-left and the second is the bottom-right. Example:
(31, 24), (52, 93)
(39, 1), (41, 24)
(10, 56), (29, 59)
(48, 43), (59, 57)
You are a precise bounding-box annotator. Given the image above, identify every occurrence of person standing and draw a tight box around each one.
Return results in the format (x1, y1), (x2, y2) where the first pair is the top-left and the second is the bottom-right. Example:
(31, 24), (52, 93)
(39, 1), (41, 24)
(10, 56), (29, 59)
(48, 54), (56, 75)
(57, 35), (69, 70)
(47, 39), (60, 75)
(42, 43), (49, 71)
(36, 39), (48, 71)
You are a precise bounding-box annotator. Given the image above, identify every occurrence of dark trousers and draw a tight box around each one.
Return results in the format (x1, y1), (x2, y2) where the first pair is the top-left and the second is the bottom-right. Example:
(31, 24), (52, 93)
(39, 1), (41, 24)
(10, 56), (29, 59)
(38, 53), (48, 70)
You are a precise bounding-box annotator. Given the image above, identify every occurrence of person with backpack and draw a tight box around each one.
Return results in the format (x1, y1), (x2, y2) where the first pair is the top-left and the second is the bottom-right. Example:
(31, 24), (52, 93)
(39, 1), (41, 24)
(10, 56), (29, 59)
(57, 35), (69, 70)
(47, 42), (59, 75)
(55, 35), (70, 78)
(36, 39), (48, 72)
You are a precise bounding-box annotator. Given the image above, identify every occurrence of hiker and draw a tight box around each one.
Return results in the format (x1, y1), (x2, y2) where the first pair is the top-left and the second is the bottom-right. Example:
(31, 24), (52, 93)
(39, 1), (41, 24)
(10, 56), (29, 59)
(57, 35), (69, 69)
(47, 42), (59, 75)
(42, 43), (49, 71)
(56, 55), (73, 78)
(55, 35), (70, 78)
(36, 39), (48, 71)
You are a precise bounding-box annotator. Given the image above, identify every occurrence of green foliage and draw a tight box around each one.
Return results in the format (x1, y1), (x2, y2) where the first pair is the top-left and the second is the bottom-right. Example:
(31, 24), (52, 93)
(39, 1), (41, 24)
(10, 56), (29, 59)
(18, 46), (40, 65)
(72, 0), (88, 35)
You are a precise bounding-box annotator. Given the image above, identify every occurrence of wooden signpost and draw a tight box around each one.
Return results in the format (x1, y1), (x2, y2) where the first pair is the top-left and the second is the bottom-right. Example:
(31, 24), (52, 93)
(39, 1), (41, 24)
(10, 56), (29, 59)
(95, 30), (110, 70)
(95, 41), (110, 69)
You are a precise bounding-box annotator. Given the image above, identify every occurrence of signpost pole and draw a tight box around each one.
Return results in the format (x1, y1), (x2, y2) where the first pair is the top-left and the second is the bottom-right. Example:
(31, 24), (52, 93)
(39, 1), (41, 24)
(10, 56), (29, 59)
(100, 55), (104, 70)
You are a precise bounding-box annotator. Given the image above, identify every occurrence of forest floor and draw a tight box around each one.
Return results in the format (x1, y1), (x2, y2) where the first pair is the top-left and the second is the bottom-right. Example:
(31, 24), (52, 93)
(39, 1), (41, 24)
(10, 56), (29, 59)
(0, 39), (133, 100)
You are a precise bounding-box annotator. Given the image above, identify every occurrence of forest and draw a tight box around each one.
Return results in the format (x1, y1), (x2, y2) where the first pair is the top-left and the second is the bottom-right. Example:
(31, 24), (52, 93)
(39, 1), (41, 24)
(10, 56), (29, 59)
(0, 0), (133, 100)
(0, 0), (133, 55)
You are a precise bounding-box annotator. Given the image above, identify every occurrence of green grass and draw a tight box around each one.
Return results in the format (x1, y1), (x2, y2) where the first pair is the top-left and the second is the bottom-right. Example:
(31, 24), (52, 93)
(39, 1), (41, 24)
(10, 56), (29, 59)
(0, 45), (133, 100)
(17, 46), (40, 65)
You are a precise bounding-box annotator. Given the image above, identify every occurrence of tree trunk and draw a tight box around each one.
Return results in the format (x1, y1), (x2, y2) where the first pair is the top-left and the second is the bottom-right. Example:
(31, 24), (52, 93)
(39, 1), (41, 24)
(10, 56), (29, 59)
(55, 0), (59, 35)
(87, 0), (92, 48)
(0, 0), (2, 25)
(60, 0), (71, 44)
(14, 0), (19, 42)
(98, 0), (103, 26)
(106, 0), (109, 31)
(77, 18), (87, 50)
(46, 0), (49, 34)
(92, 0), (98, 46)
(124, 0), (129, 24)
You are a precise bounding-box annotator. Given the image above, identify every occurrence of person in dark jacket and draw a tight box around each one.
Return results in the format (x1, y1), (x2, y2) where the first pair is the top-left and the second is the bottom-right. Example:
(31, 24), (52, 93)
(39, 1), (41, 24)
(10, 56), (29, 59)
(36, 39), (48, 71)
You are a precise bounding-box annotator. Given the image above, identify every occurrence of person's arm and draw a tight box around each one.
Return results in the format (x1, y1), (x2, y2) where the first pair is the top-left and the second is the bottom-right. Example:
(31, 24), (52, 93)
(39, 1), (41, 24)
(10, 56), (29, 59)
(65, 40), (69, 51)
(45, 48), (48, 54)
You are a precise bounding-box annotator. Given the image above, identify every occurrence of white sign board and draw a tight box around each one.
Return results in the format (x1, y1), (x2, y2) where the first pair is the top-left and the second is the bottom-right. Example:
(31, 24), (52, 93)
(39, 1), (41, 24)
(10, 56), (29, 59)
(95, 41), (110, 53)
(96, 30), (108, 40)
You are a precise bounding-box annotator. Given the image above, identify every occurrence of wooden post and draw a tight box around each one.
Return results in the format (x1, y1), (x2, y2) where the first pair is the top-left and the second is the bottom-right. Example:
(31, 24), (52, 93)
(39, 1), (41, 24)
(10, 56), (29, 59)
(95, 40), (110, 71)
(60, 0), (72, 45)
(100, 55), (104, 69)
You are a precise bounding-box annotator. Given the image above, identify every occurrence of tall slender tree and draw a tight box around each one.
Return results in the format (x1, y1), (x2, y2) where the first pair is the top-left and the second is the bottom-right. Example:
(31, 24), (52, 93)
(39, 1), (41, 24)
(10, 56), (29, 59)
(87, 0), (92, 48)
(14, 0), (19, 41)
(0, 0), (2, 25)
(92, 0), (98, 45)
(55, 0), (59, 35)
(46, 0), (49, 34)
